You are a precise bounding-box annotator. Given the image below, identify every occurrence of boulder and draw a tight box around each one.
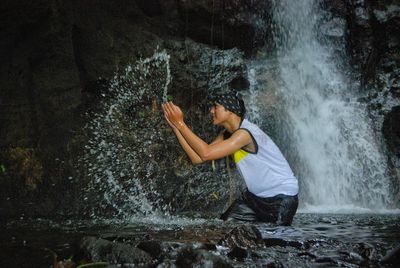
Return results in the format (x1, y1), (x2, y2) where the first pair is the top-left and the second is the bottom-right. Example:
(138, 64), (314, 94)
(80, 236), (154, 266)
(218, 225), (264, 249)
(175, 246), (232, 267)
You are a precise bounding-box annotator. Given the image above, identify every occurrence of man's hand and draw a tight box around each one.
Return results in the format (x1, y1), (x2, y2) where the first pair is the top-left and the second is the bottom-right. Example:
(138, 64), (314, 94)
(162, 102), (185, 130)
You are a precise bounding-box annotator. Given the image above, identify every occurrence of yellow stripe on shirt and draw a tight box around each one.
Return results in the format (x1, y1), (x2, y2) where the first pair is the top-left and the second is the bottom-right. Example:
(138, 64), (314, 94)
(233, 149), (248, 164)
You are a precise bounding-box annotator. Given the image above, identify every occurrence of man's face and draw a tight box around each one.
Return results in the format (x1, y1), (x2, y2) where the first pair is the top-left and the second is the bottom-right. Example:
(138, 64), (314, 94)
(210, 103), (230, 125)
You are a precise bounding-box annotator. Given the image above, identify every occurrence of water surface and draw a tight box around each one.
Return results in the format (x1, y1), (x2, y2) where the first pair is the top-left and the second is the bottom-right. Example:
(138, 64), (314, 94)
(2, 213), (399, 267)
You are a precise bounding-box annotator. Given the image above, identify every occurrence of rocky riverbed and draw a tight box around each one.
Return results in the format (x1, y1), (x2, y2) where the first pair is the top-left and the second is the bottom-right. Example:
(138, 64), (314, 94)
(1, 213), (399, 267)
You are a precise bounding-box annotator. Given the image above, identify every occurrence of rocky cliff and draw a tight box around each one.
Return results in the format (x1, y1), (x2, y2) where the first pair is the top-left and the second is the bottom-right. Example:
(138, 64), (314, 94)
(0, 0), (399, 218)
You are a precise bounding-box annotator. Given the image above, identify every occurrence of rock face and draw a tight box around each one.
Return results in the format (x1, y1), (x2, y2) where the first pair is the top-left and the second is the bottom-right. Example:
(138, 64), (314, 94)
(0, 0), (265, 218)
(1, 0), (400, 218)
(80, 236), (154, 265)
(345, 0), (400, 203)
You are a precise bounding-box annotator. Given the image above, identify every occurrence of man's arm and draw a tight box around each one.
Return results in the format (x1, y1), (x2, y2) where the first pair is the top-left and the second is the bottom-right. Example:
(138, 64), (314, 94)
(178, 123), (250, 161)
(171, 126), (204, 164)
(166, 115), (224, 164)
(162, 102), (251, 161)
(164, 114), (203, 164)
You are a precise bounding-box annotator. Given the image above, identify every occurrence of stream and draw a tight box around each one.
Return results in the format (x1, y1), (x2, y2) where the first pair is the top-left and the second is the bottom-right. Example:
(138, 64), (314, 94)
(2, 213), (399, 267)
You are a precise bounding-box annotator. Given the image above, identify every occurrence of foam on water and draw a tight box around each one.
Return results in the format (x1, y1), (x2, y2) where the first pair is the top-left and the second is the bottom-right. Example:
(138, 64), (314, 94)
(299, 204), (400, 215)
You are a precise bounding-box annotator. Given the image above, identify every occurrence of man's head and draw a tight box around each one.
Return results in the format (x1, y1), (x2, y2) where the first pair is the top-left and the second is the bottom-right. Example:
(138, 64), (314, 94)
(210, 91), (246, 119)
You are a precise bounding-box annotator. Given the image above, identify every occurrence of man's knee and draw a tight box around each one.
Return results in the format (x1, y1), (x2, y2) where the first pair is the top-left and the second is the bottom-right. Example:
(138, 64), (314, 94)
(221, 198), (258, 222)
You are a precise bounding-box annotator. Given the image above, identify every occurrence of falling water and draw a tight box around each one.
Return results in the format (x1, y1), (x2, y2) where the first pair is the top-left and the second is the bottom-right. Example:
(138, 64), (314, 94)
(269, 0), (394, 211)
(246, 67), (262, 125)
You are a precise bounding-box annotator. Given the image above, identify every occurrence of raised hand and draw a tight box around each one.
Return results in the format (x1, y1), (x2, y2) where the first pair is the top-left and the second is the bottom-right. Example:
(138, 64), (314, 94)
(162, 102), (185, 130)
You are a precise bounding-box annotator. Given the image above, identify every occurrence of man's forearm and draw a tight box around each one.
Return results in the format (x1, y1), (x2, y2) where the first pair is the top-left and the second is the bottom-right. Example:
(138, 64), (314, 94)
(172, 128), (203, 164)
(178, 122), (210, 161)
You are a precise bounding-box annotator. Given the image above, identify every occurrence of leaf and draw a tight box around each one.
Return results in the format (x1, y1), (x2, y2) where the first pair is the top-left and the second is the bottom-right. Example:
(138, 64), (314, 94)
(0, 164), (5, 173)
(211, 192), (219, 200)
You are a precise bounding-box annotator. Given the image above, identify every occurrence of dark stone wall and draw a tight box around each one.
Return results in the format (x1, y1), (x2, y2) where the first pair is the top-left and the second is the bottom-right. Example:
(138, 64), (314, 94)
(345, 0), (400, 198)
(0, 0), (263, 218)
(0, 0), (399, 218)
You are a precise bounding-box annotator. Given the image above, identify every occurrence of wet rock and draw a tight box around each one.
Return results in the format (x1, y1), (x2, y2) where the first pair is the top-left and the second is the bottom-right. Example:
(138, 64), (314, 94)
(175, 246), (232, 267)
(0, 0), (162, 218)
(264, 238), (304, 249)
(348, 251), (364, 262)
(314, 256), (337, 264)
(298, 251), (317, 259)
(264, 261), (284, 268)
(383, 106), (400, 203)
(342, 0), (400, 196)
(383, 106), (400, 159)
(381, 244), (400, 264)
(373, 4), (400, 23)
(136, 240), (162, 258)
(137, 240), (193, 261)
(175, 0), (273, 53)
(321, 0), (347, 18)
(320, 17), (346, 37)
(356, 242), (376, 260)
(80, 236), (153, 266)
(227, 246), (248, 260)
(218, 225), (264, 249)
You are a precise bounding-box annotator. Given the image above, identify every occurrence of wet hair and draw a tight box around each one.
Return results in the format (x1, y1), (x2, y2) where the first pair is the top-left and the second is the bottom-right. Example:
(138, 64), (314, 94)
(210, 91), (246, 119)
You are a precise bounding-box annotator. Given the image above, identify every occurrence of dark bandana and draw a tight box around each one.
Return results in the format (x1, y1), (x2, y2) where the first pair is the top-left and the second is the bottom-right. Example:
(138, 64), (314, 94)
(210, 92), (244, 117)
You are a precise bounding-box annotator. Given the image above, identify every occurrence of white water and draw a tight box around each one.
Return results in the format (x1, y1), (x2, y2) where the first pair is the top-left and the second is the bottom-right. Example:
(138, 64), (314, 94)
(82, 50), (175, 221)
(246, 67), (262, 125)
(268, 0), (394, 211)
(142, 50), (172, 102)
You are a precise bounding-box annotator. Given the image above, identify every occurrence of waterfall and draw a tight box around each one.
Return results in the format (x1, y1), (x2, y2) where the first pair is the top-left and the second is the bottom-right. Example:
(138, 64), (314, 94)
(265, 0), (395, 212)
(246, 66), (262, 125)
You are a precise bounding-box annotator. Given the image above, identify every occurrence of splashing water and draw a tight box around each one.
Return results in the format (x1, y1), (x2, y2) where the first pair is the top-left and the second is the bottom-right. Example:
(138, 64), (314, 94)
(81, 50), (174, 221)
(142, 51), (172, 102)
(267, 0), (395, 212)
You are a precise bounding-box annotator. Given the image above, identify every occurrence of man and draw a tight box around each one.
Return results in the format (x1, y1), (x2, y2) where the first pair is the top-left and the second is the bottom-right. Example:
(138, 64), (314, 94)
(162, 91), (298, 225)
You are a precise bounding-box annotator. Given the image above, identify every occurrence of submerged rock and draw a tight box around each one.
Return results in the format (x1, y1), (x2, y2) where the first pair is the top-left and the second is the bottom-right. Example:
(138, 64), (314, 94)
(218, 225), (264, 248)
(264, 238), (304, 249)
(175, 246), (232, 268)
(383, 105), (400, 204)
(227, 246), (248, 260)
(80, 236), (153, 266)
(381, 244), (400, 265)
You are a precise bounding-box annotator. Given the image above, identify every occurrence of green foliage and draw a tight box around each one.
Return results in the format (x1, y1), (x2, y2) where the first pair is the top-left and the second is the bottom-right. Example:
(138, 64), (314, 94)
(0, 164), (5, 174)
(138, 111), (145, 118)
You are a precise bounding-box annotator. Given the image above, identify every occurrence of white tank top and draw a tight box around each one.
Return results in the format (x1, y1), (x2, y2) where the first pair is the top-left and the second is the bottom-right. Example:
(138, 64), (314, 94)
(232, 119), (299, 198)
